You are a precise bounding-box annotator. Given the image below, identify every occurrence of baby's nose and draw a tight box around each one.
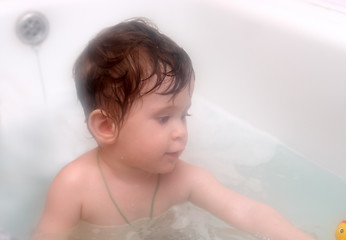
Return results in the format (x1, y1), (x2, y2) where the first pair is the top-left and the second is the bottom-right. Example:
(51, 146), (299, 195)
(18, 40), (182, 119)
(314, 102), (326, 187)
(171, 121), (187, 140)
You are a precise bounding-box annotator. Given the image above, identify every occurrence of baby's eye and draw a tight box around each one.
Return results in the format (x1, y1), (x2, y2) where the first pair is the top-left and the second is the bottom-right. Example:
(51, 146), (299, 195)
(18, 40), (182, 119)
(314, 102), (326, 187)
(157, 116), (170, 124)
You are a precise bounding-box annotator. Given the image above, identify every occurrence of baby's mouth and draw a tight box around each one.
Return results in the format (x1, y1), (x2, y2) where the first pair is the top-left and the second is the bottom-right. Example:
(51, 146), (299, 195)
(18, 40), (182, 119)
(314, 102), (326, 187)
(165, 151), (181, 159)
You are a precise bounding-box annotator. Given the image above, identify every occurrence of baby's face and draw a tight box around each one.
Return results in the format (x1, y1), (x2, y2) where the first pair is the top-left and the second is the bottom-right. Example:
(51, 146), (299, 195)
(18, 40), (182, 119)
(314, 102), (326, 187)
(113, 76), (194, 174)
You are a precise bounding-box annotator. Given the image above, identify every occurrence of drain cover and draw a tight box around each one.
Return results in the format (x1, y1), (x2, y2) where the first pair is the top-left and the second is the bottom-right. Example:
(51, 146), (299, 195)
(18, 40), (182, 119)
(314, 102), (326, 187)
(16, 11), (49, 46)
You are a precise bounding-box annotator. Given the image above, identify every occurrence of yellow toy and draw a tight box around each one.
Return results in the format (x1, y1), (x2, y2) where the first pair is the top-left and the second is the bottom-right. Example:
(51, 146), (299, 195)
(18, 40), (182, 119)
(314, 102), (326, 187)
(336, 221), (346, 240)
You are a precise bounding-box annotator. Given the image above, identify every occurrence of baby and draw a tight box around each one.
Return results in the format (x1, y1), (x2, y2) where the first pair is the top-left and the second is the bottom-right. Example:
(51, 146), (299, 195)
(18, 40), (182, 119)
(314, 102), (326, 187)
(34, 18), (314, 240)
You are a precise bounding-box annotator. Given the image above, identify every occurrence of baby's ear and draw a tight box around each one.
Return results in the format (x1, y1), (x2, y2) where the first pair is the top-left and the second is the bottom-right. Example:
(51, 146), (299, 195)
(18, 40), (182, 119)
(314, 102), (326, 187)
(88, 109), (117, 145)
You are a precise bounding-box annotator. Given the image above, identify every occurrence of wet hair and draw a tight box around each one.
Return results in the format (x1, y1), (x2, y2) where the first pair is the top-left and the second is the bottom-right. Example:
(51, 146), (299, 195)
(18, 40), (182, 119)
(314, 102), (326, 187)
(73, 18), (194, 128)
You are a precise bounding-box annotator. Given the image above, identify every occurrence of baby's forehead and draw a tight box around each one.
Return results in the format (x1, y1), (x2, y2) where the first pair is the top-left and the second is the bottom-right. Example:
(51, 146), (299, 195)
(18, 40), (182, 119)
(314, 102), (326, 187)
(140, 83), (192, 109)
(137, 71), (194, 111)
(142, 70), (194, 93)
(140, 74), (177, 95)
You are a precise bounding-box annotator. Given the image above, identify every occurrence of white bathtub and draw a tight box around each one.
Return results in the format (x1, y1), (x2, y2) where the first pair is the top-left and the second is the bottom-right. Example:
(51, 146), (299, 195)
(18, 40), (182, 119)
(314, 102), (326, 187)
(1, 0), (346, 239)
(1, 0), (346, 179)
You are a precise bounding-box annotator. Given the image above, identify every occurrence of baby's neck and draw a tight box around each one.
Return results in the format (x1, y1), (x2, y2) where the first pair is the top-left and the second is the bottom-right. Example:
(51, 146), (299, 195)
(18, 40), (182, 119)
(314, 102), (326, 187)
(97, 147), (157, 185)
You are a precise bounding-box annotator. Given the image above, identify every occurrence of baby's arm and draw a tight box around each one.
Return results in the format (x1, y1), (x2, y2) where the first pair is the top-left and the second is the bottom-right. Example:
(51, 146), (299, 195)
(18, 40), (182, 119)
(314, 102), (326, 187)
(187, 165), (315, 240)
(33, 163), (83, 239)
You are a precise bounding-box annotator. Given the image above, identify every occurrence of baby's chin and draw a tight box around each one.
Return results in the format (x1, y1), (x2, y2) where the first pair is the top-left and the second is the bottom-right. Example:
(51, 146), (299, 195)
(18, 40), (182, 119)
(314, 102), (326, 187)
(156, 157), (181, 174)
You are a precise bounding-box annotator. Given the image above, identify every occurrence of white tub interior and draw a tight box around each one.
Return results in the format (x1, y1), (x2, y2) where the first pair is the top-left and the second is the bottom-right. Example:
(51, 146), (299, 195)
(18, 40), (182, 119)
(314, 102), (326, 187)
(1, 0), (346, 179)
(1, 0), (346, 239)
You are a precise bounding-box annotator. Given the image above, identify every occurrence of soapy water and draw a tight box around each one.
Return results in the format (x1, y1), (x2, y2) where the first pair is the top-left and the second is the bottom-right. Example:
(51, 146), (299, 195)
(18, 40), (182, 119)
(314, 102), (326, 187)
(0, 89), (345, 239)
(68, 203), (260, 240)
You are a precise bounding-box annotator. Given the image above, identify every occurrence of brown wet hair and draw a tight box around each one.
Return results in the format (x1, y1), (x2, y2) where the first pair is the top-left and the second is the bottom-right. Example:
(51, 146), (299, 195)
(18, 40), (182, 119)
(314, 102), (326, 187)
(73, 18), (194, 128)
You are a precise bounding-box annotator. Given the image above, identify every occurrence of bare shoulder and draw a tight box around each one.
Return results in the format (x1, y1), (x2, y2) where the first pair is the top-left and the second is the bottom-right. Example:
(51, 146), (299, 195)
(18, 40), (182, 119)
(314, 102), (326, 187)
(35, 149), (98, 233)
(174, 160), (233, 203)
(52, 149), (97, 189)
(163, 160), (217, 197)
(173, 160), (216, 183)
(46, 148), (99, 207)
